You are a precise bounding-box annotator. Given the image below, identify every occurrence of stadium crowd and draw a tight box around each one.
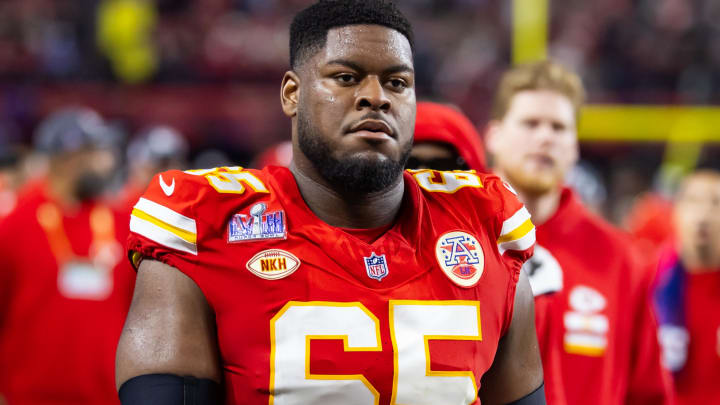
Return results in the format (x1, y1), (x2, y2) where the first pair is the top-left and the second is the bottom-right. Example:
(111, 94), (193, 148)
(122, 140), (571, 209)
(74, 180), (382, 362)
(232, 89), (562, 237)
(0, 1), (719, 405)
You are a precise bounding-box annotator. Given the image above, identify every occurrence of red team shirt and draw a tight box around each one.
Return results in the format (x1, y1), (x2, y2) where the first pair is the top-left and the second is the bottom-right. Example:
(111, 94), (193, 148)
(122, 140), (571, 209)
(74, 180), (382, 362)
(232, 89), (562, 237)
(127, 166), (536, 405)
(673, 270), (720, 405)
(0, 182), (134, 405)
(526, 188), (673, 405)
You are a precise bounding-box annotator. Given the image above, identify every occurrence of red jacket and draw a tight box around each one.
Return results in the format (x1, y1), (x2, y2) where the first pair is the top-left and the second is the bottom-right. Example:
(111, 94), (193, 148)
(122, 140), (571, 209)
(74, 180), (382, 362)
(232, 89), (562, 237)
(528, 188), (673, 405)
(0, 182), (134, 405)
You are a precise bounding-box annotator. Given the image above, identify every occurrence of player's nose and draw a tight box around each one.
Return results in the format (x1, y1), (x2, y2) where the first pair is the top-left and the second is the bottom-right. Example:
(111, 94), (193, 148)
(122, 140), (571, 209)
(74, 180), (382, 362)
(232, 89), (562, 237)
(355, 76), (391, 112)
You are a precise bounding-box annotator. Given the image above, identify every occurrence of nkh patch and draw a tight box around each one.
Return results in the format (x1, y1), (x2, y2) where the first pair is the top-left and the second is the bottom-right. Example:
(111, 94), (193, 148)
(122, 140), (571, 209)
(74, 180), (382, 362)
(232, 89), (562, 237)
(246, 249), (300, 280)
(228, 202), (286, 242)
(364, 252), (389, 281)
(435, 231), (484, 288)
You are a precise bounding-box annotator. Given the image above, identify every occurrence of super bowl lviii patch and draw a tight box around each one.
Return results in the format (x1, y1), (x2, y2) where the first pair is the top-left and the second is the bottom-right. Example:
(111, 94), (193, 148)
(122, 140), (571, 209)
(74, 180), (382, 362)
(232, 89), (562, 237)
(435, 231), (484, 288)
(228, 202), (287, 242)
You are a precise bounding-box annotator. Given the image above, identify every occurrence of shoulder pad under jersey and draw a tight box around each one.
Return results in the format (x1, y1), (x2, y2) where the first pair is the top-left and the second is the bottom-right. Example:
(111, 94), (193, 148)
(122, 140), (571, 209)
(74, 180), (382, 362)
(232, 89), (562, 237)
(408, 169), (535, 269)
(129, 166), (271, 258)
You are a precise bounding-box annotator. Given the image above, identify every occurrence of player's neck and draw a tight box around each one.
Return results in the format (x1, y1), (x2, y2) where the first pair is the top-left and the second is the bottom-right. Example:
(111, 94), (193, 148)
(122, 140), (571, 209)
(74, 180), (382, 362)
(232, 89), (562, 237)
(289, 161), (404, 229)
(516, 188), (562, 226)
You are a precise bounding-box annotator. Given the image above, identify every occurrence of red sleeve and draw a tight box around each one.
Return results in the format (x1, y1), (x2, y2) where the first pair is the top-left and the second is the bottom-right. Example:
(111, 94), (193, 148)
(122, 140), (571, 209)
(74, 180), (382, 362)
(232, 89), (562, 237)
(624, 252), (675, 405)
(487, 177), (536, 277)
(483, 175), (537, 337)
(126, 169), (207, 275)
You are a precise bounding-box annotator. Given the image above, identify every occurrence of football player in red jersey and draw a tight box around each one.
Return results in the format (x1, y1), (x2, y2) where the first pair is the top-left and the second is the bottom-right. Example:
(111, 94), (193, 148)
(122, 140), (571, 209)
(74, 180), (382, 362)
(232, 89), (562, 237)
(116, 1), (546, 404)
(654, 165), (720, 404)
(486, 61), (673, 405)
(0, 107), (135, 405)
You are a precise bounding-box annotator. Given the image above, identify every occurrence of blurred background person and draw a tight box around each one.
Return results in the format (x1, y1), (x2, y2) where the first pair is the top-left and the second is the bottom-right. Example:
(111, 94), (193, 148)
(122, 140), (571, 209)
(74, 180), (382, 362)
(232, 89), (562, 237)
(653, 162), (720, 405)
(485, 60), (672, 405)
(118, 124), (189, 209)
(407, 101), (487, 172)
(0, 107), (134, 405)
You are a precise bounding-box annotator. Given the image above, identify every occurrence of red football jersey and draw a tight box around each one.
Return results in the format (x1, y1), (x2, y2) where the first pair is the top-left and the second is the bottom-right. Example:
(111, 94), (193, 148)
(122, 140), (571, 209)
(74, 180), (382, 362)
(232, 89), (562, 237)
(127, 166), (535, 405)
(526, 188), (673, 405)
(0, 182), (135, 405)
(673, 270), (720, 405)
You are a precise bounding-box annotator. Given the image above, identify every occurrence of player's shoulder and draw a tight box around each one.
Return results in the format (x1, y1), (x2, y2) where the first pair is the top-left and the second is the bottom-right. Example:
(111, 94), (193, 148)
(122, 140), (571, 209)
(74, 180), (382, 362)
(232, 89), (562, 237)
(128, 166), (279, 258)
(131, 166), (275, 224)
(406, 169), (522, 219)
(407, 169), (534, 256)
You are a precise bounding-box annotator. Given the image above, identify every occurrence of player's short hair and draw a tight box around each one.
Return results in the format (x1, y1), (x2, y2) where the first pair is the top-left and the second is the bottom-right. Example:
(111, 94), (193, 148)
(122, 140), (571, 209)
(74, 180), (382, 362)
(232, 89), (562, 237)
(491, 60), (586, 120)
(289, 0), (414, 69)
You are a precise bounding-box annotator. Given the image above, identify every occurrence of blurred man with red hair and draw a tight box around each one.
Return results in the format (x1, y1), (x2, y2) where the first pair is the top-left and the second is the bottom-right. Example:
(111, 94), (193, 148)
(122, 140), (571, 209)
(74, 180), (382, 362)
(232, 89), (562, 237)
(486, 61), (672, 405)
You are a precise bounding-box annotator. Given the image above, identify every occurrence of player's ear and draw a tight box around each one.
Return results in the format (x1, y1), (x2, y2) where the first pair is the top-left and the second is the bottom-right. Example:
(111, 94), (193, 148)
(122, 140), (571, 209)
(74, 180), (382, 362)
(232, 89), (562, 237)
(281, 71), (300, 118)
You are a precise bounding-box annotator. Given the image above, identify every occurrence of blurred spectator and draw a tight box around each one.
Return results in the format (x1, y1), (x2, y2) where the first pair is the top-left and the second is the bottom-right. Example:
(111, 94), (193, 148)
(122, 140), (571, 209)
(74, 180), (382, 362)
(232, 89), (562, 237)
(408, 101), (487, 172)
(0, 107), (134, 405)
(118, 124), (188, 208)
(485, 60), (672, 405)
(653, 164), (720, 404)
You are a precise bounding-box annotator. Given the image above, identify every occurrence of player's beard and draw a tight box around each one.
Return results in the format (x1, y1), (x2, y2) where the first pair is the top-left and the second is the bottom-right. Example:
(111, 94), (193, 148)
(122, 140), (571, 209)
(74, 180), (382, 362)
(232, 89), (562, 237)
(297, 111), (411, 194)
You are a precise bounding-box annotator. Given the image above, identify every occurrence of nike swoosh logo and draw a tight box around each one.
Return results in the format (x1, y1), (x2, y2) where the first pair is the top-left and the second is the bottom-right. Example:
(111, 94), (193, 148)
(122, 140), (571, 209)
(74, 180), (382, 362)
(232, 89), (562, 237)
(159, 174), (175, 196)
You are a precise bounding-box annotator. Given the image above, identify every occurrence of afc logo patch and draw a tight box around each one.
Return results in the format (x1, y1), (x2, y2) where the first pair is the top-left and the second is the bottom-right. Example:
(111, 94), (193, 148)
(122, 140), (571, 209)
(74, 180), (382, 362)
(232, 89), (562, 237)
(435, 231), (484, 288)
(364, 252), (389, 281)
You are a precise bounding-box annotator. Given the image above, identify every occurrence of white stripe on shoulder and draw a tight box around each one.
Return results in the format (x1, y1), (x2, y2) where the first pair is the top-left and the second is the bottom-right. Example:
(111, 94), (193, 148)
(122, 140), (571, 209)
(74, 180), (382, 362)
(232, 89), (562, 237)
(133, 197), (196, 234)
(498, 228), (536, 255)
(500, 206), (532, 236)
(130, 215), (198, 255)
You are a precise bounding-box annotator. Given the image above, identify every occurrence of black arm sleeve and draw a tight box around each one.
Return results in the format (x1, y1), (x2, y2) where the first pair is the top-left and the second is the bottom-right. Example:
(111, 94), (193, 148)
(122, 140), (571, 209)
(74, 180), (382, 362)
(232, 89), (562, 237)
(119, 374), (221, 405)
(506, 383), (546, 405)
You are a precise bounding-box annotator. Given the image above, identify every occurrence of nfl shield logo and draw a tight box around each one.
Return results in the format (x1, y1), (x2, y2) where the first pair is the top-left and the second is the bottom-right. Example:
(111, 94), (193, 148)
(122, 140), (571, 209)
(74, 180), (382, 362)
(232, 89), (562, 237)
(364, 252), (389, 281)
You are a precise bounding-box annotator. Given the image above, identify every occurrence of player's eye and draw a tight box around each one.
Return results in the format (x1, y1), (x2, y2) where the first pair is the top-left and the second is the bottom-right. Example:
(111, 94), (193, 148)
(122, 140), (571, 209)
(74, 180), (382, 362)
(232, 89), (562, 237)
(387, 78), (408, 90)
(552, 122), (567, 132)
(334, 73), (357, 85)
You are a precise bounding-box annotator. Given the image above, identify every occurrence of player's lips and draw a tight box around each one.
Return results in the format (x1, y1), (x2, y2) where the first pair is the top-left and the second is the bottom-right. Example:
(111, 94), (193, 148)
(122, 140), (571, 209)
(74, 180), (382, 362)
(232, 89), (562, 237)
(347, 120), (395, 140)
